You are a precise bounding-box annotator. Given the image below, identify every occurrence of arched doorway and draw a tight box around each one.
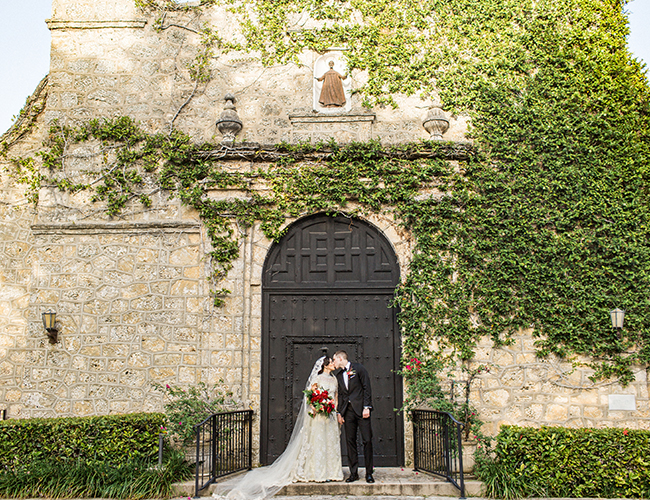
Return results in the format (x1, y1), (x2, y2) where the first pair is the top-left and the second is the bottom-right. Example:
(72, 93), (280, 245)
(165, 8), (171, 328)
(261, 213), (403, 466)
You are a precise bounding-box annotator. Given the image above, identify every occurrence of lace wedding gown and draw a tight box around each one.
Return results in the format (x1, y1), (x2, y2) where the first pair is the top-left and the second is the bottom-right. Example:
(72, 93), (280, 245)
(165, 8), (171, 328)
(213, 358), (343, 500)
(294, 373), (343, 482)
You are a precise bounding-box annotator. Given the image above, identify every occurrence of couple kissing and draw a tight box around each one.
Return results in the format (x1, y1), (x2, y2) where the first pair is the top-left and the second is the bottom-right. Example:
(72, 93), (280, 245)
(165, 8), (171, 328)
(214, 350), (374, 500)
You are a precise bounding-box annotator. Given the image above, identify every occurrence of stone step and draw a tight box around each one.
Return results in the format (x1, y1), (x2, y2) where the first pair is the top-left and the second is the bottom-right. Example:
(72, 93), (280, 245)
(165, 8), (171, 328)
(173, 468), (483, 498)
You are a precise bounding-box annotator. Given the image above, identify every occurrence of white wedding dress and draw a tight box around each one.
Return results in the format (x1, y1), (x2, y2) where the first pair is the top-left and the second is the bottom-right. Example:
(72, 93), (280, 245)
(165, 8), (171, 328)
(213, 357), (343, 500)
(294, 373), (343, 482)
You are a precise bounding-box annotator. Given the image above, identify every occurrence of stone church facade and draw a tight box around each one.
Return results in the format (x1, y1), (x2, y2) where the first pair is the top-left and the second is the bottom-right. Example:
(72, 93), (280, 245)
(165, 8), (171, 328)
(1, 0), (647, 465)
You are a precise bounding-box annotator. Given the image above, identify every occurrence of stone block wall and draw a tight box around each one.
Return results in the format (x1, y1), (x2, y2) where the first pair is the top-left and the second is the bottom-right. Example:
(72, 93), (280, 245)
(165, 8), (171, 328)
(465, 334), (650, 434)
(3, 221), (210, 418)
(44, 0), (469, 145)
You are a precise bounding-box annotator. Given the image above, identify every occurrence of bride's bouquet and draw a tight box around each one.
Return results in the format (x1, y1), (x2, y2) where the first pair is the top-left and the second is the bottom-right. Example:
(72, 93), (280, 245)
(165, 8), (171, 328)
(304, 383), (336, 418)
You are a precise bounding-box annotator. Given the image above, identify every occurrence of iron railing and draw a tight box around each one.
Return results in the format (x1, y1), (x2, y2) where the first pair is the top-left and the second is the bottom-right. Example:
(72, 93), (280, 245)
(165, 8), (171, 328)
(194, 410), (253, 497)
(412, 409), (466, 498)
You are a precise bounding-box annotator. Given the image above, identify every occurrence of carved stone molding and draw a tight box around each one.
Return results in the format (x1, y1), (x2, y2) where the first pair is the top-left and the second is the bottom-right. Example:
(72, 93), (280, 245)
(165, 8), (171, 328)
(288, 113), (376, 125)
(31, 221), (200, 235)
(46, 19), (147, 29)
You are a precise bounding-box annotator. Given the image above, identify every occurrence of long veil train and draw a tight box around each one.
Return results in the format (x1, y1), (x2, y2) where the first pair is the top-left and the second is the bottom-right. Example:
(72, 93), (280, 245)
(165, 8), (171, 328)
(213, 356), (327, 500)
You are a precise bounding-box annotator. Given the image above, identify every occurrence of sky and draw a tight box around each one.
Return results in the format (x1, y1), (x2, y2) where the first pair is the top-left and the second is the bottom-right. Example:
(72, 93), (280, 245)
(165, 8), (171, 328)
(0, 1), (649, 134)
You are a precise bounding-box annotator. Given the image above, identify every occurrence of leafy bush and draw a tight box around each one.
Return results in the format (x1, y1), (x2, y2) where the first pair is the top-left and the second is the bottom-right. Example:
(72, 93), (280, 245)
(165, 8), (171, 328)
(154, 381), (236, 445)
(400, 355), (488, 441)
(476, 425), (650, 499)
(0, 413), (165, 468)
(0, 449), (192, 499)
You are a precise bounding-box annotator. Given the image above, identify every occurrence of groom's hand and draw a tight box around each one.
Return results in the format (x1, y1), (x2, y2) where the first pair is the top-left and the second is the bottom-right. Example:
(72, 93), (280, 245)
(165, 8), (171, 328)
(337, 414), (344, 425)
(362, 408), (370, 419)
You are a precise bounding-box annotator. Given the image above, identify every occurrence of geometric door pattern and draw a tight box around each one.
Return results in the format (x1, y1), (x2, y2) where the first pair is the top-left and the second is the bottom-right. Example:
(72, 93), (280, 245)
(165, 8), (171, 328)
(261, 214), (403, 466)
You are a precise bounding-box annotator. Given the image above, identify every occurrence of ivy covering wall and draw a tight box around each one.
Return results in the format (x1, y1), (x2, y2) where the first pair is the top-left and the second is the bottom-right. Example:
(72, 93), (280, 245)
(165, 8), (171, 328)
(5, 0), (650, 400)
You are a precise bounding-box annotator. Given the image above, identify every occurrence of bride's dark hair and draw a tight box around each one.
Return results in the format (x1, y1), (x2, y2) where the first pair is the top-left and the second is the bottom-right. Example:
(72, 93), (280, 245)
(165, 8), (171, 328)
(317, 356), (332, 375)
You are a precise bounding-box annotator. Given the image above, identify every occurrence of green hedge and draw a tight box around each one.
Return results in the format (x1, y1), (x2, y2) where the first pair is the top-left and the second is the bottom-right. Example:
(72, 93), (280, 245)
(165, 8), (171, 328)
(477, 425), (650, 498)
(0, 413), (165, 467)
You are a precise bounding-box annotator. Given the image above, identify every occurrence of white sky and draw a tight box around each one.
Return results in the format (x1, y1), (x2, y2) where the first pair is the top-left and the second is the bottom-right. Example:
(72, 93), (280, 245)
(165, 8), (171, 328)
(0, 0), (648, 134)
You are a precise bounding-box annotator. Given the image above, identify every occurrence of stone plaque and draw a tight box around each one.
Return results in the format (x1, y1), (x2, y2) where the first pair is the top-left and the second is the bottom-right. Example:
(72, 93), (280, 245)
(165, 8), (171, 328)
(608, 394), (636, 411)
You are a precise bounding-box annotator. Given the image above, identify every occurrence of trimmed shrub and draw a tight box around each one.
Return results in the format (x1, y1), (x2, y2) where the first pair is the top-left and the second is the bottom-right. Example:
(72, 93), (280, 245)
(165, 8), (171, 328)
(476, 425), (650, 499)
(0, 413), (165, 467)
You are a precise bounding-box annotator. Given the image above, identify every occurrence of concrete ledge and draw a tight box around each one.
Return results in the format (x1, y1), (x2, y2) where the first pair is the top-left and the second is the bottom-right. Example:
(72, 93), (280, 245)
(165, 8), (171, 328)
(46, 19), (147, 30)
(188, 468), (483, 498)
(31, 221), (201, 235)
(289, 113), (376, 124)
(171, 480), (195, 497)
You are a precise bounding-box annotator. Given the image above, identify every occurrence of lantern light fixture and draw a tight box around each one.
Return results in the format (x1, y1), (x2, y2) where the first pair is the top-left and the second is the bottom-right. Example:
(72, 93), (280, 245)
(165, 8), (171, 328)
(42, 310), (58, 342)
(610, 308), (625, 329)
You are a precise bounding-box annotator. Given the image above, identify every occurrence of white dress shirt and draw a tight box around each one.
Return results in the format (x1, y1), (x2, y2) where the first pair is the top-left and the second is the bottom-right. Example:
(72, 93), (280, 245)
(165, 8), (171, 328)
(343, 361), (351, 389)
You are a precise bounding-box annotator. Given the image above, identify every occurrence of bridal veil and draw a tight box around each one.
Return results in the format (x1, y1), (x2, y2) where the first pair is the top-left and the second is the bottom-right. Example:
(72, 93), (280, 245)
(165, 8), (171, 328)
(213, 356), (326, 500)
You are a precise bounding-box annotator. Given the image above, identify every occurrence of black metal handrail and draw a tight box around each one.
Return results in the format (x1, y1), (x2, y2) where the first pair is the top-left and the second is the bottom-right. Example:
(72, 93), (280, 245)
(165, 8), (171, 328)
(412, 409), (466, 499)
(194, 410), (253, 497)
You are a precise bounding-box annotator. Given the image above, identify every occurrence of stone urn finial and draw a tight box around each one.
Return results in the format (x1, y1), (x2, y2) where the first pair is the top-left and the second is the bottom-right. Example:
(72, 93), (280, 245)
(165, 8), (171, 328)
(216, 93), (243, 145)
(422, 105), (450, 140)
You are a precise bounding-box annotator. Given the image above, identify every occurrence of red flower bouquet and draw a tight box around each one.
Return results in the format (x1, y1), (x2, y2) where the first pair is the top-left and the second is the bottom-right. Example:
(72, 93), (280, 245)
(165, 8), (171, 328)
(303, 383), (336, 418)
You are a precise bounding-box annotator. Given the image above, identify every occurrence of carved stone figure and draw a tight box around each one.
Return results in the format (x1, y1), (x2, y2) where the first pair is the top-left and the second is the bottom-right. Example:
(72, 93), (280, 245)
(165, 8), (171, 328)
(315, 61), (348, 108)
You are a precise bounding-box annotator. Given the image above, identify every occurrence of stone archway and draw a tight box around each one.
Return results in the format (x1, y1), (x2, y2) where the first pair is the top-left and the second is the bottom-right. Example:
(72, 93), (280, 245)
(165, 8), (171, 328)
(260, 213), (403, 466)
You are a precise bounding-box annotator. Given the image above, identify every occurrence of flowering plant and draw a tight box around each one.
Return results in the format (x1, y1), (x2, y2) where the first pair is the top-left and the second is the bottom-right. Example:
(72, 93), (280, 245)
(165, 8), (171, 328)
(346, 368), (356, 378)
(303, 383), (336, 418)
(153, 381), (237, 445)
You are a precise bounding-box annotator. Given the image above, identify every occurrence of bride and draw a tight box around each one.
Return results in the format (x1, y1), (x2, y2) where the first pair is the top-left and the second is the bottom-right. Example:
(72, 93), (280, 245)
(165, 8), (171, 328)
(214, 355), (343, 499)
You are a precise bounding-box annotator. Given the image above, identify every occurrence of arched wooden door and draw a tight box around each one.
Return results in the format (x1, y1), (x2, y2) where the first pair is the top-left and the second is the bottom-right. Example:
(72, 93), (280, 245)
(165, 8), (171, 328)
(261, 213), (403, 466)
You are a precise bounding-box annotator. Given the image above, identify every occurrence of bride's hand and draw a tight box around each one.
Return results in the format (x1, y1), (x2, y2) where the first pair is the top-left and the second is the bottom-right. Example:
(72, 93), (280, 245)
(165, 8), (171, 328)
(337, 414), (344, 425)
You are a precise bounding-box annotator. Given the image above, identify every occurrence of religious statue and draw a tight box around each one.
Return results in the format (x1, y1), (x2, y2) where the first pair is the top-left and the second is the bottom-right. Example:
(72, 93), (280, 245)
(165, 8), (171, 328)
(315, 60), (348, 108)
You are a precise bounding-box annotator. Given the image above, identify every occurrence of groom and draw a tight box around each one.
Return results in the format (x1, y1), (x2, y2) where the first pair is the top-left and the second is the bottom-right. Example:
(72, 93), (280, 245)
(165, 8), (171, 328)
(333, 350), (374, 483)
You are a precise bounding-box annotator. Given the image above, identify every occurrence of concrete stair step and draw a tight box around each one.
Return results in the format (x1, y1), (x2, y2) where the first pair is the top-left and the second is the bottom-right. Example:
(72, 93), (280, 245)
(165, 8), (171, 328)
(174, 468), (483, 498)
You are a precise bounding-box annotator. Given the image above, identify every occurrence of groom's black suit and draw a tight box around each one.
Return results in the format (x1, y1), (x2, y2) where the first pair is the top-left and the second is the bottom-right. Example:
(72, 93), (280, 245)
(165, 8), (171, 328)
(336, 361), (373, 478)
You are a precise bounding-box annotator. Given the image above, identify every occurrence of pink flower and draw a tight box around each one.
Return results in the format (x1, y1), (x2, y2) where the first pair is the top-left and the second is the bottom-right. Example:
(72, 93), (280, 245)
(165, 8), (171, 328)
(623, 429), (629, 436)
(406, 365), (412, 370)
(166, 384), (170, 389)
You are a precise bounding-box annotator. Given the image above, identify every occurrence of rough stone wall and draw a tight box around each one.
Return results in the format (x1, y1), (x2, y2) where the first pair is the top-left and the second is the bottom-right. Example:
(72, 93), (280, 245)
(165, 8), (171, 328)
(45, 0), (468, 144)
(14, 223), (208, 418)
(468, 334), (650, 434)
(0, 178), (34, 415)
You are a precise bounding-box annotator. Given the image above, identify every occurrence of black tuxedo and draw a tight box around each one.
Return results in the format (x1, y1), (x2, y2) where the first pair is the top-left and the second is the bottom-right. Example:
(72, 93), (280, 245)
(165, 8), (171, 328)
(336, 361), (374, 477)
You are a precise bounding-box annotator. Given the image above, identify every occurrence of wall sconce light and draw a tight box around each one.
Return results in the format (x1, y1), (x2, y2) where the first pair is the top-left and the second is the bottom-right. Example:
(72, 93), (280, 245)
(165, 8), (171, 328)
(42, 310), (58, 343)
(610, 308), (625, 329)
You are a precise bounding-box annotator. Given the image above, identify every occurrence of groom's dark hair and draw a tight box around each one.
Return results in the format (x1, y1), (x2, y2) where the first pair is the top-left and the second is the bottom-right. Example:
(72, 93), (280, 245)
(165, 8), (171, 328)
(333, 350), (348, 360)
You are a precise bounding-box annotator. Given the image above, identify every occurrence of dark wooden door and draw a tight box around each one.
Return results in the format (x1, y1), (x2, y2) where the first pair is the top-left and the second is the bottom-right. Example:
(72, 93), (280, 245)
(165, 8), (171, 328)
(261, 214), (403, 466)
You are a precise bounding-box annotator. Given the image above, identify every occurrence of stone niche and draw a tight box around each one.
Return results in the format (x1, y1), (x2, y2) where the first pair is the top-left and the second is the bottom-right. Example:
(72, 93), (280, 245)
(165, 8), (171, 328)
(313, 52), (352, 113)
